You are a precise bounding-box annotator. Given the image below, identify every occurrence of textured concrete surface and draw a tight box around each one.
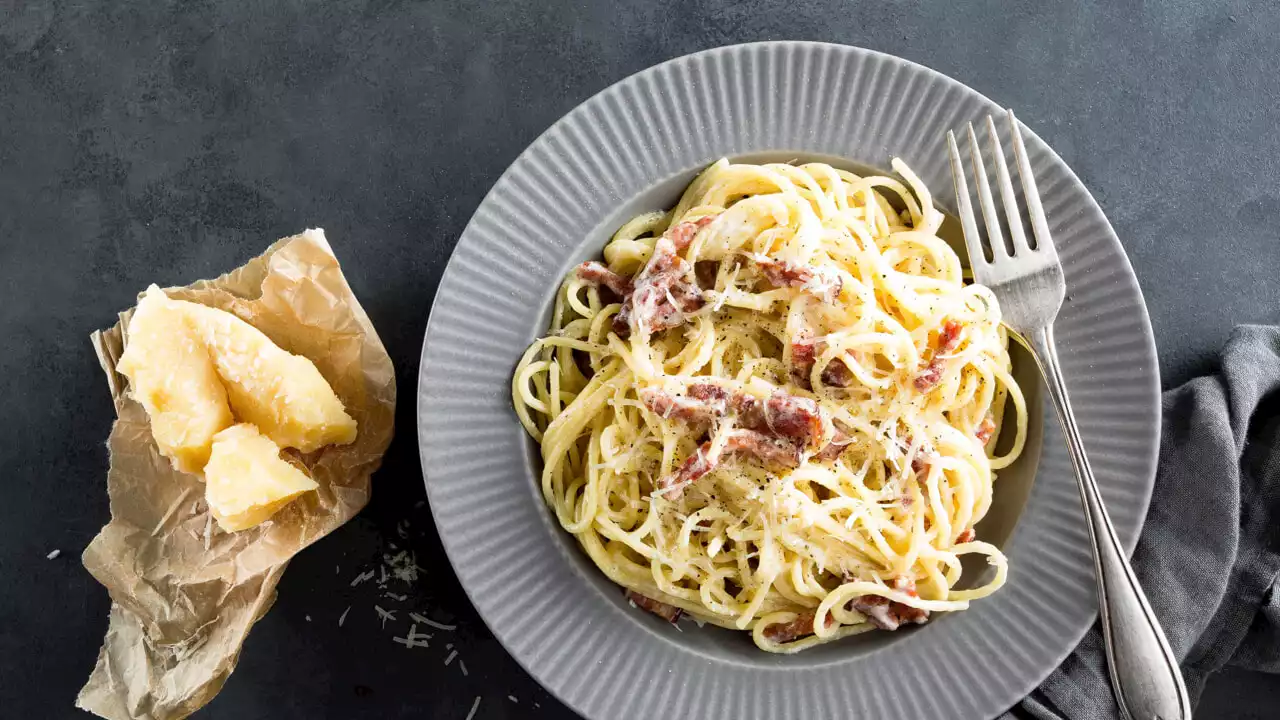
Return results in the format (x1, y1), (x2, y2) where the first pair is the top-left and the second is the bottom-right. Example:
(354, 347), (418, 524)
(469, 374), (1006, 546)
(2, 1), (1276, 718)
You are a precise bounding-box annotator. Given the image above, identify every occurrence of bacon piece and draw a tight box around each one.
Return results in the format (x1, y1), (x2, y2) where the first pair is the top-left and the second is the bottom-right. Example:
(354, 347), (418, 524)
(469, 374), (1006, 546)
(638, 384), (735, 428)
(937, 318), (963, 353)
(626, 590), (683, 624)
(644, 383), (825, 450)
(913, 319), (964, 392)
(657, 441), (718, 499)
(762, 610), (832, 643)
(668, 215), (715, 253)
(726, 390), (766, 429)
(956, 528), (976, 544)
(639, 386), (723, 424)
(790, 332), (818, 387)
(686, 382), (731, 410)
(765, 589), (931, 641)
(975, 414), (996, 446)
(910, 452), (928, 476)
(912, 363), (944, 393)
(716, 389), (824, 449)
(821, 357), (855, 388)
(894, 603), (929, 626)
(814, 421), (854, 462)
(851, 594), (929, 631)
(645, 383), (826, 498)
(724, 429), (803, 468)
(657, 429), (803, 499)
(613, 223), (709, 336)
(813, 443), (846, 463)
(753, 257), (843, 303)
(790, 333), (855, 390)
(766, 591), (929, 641)
(760, 392), (824, 449)
(576, 261), (634, 297)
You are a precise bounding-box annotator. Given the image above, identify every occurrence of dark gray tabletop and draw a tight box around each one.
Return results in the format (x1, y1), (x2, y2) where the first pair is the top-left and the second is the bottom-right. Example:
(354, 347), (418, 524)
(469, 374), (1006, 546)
(3, 2), (1277, 719)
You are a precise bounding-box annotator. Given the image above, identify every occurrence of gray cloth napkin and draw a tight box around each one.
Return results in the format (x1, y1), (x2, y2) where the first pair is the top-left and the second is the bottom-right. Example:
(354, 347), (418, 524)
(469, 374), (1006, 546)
(1006, 325), (1280, 719)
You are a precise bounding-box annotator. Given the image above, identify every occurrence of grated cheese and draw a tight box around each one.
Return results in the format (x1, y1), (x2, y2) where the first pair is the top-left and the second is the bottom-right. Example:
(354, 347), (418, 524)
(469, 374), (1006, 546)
(350, 569), (375, 587)
(444, 649), (457, 666)
(46, 549), (60, 560)
(464, 696), (481, 720)
(381, 550), (424, 584)
(409, 612), (456, 631)
(338, 606), (351, 627)
(375, 605), (396, 628)
(459, 660), (468, 676)
(393, 624), (431, 649)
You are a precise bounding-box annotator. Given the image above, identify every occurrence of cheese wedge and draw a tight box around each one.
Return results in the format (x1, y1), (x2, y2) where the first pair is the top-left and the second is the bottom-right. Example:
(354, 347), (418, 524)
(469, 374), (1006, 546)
(183, 303), (358, 453)
(205, 423), (319, 531)
(116, 286), (235, 474)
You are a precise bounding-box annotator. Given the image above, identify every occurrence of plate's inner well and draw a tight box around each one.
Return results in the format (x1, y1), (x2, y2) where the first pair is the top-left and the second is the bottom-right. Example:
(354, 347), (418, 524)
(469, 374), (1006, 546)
(520, 152), (1045, 666)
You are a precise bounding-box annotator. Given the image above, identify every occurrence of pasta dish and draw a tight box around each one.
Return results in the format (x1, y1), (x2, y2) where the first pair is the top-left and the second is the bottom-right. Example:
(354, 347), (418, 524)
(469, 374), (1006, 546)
(513, 158), (1026, 652)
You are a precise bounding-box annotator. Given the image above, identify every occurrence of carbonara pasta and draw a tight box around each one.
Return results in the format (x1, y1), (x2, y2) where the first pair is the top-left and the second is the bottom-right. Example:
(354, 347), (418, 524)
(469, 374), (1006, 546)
(513, 158), (1026, 652)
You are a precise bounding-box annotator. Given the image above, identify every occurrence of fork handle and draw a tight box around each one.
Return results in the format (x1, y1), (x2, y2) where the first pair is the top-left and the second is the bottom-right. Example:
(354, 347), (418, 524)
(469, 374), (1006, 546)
(1028, 326), (1191, 720)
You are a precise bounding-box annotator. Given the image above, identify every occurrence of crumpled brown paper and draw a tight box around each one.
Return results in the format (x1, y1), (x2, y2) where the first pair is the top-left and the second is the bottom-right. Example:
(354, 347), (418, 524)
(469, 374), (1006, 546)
(77, 229), (396, 720)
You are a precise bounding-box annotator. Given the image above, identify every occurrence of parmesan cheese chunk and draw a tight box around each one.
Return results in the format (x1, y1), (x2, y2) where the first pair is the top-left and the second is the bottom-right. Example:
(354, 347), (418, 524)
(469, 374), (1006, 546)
(205, 423), (319, 531)
(184, 303), (357, 452)
(117, 286), (235, 474)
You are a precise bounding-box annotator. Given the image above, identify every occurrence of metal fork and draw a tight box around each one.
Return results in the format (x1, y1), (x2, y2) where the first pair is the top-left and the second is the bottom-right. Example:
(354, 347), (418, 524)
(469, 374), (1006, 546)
(947, 112), (1190, 720)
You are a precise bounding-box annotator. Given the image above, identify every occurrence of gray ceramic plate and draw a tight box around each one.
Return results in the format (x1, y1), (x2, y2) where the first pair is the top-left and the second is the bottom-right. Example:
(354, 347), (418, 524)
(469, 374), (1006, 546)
(418, 42), (1160, 720)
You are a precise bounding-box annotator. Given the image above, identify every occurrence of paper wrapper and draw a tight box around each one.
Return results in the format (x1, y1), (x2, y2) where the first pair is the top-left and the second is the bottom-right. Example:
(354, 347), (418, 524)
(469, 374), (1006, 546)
(77, 230), (396, 719)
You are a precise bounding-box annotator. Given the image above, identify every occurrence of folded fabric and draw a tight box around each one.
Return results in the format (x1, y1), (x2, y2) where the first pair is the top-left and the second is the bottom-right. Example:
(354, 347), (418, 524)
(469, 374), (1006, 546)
(1007, 325), (1280, 719)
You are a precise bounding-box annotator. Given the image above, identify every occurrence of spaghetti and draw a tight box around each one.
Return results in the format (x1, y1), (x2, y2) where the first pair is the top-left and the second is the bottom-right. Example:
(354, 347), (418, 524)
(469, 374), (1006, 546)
(513, 158), (1026, 652)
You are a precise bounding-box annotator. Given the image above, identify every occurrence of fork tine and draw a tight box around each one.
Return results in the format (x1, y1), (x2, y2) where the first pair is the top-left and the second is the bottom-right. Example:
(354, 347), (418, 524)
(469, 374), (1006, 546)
(986, 115), (1030, 255)
(965, 122), (1006, 259)
(1007, 109), (1054, 253)
(946, 130), (987, 269)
